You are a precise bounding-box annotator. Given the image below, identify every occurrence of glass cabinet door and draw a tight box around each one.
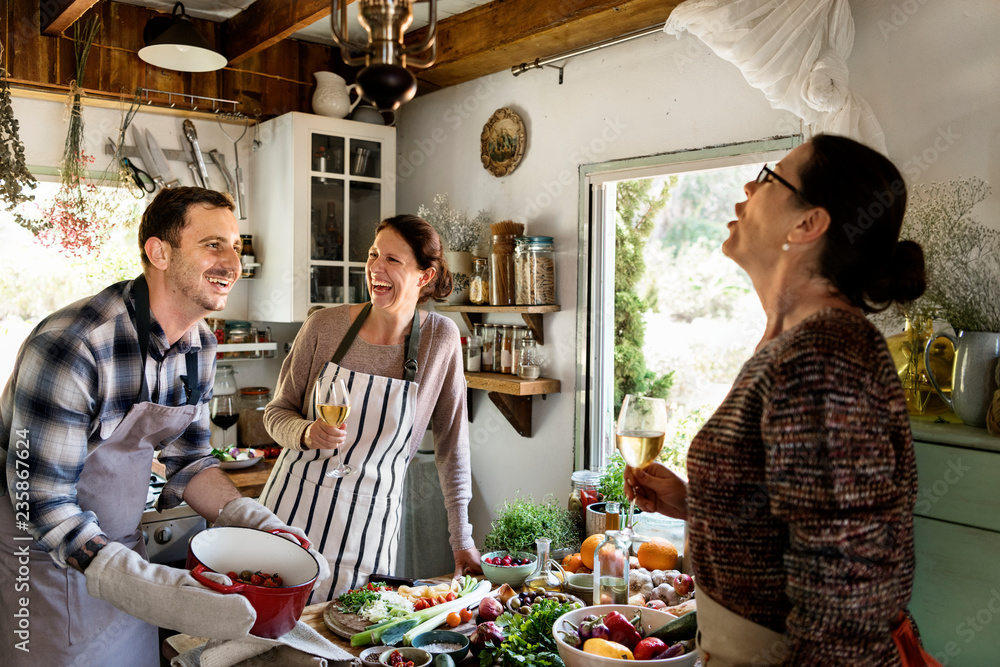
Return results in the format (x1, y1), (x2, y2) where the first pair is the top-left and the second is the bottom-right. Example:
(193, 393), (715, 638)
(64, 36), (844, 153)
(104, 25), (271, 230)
(309, 133), (383, 306)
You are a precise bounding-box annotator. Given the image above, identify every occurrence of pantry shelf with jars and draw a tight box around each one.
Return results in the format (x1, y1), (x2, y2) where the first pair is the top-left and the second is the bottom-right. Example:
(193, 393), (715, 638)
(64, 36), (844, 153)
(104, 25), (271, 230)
(438, 304), (560, 437)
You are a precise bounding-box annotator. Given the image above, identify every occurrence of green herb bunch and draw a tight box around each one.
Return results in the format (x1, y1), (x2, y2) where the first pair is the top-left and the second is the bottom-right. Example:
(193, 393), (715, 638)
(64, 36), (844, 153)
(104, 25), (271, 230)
(597, 452), (627, 506)
(479, 598), (578, 667)
(484, 494), (580, 554)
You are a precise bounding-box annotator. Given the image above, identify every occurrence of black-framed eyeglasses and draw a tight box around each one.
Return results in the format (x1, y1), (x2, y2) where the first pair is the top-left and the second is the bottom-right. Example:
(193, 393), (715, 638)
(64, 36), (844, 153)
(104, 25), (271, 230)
(756, 165), (811, 205)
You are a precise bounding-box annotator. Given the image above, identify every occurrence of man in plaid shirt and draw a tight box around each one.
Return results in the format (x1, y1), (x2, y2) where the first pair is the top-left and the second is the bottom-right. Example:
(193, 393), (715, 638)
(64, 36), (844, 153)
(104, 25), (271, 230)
(0, 187), (327, 665)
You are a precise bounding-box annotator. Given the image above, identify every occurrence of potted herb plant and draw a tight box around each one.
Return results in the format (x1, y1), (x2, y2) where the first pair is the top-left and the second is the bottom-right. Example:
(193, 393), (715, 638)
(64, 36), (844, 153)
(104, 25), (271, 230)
(483, 494), (581, 559)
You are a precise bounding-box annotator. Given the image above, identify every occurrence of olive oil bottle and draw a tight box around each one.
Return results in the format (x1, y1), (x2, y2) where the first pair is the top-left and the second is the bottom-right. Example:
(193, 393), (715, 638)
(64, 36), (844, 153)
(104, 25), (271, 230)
(523, 537), (566, 593)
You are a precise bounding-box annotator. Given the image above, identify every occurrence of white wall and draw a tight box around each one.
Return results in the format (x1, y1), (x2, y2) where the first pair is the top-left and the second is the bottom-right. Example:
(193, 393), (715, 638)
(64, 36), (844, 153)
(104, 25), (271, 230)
(393, 1), (1000, 547)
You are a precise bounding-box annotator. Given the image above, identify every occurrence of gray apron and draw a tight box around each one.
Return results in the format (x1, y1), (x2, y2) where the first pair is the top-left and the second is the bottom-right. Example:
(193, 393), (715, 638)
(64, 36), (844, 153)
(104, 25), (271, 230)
(0, 276), (203, 667)
(261, 304), (420, 602)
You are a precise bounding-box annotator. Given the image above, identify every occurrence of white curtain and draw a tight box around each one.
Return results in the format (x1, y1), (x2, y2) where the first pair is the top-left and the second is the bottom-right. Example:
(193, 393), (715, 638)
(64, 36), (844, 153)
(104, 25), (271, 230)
(664, 0), (886, 154)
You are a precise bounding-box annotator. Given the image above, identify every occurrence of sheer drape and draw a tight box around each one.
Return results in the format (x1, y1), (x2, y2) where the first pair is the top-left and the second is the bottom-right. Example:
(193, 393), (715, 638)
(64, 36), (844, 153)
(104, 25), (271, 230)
(664, 0), (886, 154)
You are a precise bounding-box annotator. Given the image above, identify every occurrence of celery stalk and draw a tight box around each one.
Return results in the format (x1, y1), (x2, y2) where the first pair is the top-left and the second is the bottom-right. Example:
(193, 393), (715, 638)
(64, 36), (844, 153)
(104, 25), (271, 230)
(402, 579), (493, 646)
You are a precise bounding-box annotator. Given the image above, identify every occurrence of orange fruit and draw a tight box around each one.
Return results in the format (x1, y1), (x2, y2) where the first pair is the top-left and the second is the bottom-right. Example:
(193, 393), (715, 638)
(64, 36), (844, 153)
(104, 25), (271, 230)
(580, 534), (604, 570)
(636, 537), (678, 571)
(562, 553), (584, 573)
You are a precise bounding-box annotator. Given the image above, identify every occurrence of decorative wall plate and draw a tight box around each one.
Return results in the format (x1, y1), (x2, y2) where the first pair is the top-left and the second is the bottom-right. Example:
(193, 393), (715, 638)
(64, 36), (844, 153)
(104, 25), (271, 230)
(480, 108), (526, 177)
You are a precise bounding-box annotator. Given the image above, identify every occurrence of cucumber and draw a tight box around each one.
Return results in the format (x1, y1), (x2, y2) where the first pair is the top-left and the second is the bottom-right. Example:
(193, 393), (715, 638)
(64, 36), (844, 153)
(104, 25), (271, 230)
(433, 655), (456, 667)
(648, 609), (698, 644)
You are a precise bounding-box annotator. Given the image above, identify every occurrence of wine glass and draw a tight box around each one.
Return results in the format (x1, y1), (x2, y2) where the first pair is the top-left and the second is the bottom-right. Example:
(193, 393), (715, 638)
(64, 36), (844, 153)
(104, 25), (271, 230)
(315, 375), (353, 477)
(615, 394), (668, 543)
(210, 394), (239, 449)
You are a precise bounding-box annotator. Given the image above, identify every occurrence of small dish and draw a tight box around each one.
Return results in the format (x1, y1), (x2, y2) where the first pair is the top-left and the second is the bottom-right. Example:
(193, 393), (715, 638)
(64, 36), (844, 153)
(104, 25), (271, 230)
(359, 646), (390, 664)
(410, 630), (470, 662)
(378, 647), (432, 667)
(480, 550), (536, 587)
(218, 448), (264, 470)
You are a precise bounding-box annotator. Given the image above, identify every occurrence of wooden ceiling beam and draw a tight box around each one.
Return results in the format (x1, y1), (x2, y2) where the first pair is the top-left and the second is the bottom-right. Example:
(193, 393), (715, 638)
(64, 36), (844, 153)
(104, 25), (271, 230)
(407, 0), (682, 90)
(40, 0), (101, 36)
(223, 0), (346, 65)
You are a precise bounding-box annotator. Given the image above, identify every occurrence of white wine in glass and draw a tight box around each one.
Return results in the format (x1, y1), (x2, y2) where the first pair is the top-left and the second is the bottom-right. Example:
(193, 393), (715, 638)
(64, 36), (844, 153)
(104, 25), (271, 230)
(615, 394), (668, 540)
(315, 375), (353, 477)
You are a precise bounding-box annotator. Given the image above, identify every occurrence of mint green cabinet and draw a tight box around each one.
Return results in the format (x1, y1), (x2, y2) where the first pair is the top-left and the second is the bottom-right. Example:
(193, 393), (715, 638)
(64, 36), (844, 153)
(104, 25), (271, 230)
(909, 420), (1000, 665)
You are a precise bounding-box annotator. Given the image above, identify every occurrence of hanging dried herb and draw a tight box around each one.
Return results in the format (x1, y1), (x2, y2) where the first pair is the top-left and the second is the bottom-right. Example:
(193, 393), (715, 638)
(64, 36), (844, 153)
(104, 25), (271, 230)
(0, 60), (38, 226)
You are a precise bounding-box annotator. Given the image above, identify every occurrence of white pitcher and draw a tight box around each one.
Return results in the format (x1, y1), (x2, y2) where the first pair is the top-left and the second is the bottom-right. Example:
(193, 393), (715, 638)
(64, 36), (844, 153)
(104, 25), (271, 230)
(925, 330), (1000, 427)
(312, 71), (362, 118)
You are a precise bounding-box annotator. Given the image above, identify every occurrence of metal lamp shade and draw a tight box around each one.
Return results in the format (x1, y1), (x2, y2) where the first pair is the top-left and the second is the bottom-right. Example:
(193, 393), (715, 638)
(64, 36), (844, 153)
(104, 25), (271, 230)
(138, 7), (226, 72)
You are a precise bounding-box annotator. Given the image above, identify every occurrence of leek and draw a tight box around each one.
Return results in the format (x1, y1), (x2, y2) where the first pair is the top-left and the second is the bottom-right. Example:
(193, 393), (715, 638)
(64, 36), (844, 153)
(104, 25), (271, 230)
(350, 577), (492, 647)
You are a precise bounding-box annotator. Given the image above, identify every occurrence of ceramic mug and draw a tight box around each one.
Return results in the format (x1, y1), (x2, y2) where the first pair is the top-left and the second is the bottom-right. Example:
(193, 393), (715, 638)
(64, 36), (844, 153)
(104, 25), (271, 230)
(925, 330), (1000, 427)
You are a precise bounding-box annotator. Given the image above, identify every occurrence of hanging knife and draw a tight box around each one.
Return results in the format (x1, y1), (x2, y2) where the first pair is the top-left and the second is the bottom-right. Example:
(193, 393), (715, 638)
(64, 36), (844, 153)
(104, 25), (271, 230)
(209, 149), (243, 219)
(181, 138), (204, 188)
(144, 130), (180, 188)
(131, 126), (165, 190)
(182, 120), (212, 189)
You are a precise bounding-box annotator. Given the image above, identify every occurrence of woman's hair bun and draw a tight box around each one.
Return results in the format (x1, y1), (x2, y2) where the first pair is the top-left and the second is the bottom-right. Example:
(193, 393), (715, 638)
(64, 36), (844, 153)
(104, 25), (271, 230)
(866, 240), (926, 307)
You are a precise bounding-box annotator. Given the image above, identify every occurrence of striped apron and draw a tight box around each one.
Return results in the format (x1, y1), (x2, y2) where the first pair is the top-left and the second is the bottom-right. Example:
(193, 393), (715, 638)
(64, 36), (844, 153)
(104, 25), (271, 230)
(260, 304), (420, 603)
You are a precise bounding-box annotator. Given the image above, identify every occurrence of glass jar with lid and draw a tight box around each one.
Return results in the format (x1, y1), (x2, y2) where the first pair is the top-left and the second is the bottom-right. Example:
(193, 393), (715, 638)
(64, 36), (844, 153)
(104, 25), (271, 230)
(516, 236), (556, 305)
(213, 364), (237, 396)
(237, 386), (275, 448)
(225, 321), (253, 359)
(499, 325), (514, 374)
(567, 470), (602, 524)
(518, 329), (541, 379)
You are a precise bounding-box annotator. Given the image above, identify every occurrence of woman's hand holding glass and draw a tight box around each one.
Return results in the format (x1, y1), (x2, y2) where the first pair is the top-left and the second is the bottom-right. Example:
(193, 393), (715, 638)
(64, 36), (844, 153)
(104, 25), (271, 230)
(313, 376), (353, 477)
(624, 463), (689, 521)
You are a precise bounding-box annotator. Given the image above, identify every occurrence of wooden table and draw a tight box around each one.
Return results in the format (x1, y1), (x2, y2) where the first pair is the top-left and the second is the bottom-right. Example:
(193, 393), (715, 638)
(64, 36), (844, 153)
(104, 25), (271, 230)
(152, 457), (277, 499)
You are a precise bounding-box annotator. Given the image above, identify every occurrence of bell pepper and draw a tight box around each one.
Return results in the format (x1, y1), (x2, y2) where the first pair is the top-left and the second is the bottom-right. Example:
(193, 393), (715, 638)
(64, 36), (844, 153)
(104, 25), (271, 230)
(604, 610), (643, 650)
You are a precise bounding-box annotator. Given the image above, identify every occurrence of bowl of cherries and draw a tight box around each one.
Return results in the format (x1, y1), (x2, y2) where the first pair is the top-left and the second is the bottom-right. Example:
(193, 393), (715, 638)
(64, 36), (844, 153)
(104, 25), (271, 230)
(480, 550), (537, 587)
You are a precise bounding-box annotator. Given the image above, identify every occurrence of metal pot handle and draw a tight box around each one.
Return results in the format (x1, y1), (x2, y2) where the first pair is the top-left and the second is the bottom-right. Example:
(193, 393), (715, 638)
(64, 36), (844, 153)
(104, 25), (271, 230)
(924, 332), (957, 412)
(190, 563), (244, 593)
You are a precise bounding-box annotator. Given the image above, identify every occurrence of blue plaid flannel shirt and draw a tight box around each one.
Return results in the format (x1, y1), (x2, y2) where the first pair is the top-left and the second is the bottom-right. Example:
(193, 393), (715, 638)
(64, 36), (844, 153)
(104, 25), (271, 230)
(0, 279), (220, 567)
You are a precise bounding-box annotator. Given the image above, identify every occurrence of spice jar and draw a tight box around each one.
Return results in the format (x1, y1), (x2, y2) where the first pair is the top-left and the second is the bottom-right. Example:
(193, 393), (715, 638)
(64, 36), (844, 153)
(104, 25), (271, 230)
(237, 386), (275, 447)
(469, 256), (489, 305)
(499, 325), (514, 374)
(511, 325), (525, 374)
(465, 334), (482, 372)
(489, 234), (516, 305)
(481, 324), (495, 372)
(516, 236), (556, 305)
(240, 234), (256, 279)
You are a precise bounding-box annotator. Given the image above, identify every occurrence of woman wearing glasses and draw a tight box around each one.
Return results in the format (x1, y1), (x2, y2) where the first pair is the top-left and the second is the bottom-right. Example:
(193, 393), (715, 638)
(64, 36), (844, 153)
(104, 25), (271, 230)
(626, 135), (927, 665)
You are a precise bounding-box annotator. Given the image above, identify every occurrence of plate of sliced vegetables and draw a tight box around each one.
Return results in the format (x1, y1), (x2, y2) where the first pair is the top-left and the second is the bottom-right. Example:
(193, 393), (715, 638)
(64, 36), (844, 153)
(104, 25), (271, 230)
(213, 447), (264, 469)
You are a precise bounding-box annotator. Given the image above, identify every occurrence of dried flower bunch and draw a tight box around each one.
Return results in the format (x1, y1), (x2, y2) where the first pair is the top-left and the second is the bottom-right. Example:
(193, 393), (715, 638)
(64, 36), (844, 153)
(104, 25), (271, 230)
(899, 177), (999, 332)
(417, 193), (491, 254)
(0, 62), (37, 220)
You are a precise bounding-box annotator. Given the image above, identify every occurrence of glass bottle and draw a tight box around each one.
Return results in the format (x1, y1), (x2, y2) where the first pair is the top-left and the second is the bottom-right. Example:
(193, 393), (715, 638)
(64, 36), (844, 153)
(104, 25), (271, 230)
(240, 234), (256, 279)
(481, 324), (495, 372)
(604, 501), (621, 531)
(465, 334), (482, 372)
(511, 326), (525, 374)
(523, 537), (566, 593)
(500, 325), (513, 374)
(489, 233), (516, 305)
(518, 329), (541, 379)
(469, 256), (489, 305)
(592, 530), (629, 605)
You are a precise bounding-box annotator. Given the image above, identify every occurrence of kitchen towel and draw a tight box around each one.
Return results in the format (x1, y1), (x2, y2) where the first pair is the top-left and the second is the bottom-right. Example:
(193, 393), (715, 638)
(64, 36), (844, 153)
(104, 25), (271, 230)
(170, 621), (355, 667)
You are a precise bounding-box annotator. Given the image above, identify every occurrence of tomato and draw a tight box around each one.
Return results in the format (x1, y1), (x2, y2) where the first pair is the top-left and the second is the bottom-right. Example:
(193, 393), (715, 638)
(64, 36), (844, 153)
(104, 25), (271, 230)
(446, 612), (462, 627)
(445, 592), (457, 602)
(414, 599), (427, 611)
(460, 608), (473, 623)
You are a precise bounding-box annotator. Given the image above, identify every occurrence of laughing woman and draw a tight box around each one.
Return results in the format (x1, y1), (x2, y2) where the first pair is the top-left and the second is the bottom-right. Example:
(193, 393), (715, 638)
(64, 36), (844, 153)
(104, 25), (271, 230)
(626, 135), (927, 665)
(261, 214), (481, 602)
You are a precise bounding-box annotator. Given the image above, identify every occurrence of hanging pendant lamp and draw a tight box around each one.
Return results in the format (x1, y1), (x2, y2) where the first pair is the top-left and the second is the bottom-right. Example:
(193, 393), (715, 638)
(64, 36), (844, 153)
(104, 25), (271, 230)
(328, 0), (438, 112)
(138, 2), (227, 73)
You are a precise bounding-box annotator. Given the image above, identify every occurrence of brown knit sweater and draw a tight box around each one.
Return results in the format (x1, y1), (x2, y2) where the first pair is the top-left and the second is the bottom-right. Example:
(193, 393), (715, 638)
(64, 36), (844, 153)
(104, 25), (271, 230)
(263, 304), (474, 552)
(687, 308), (915, 666)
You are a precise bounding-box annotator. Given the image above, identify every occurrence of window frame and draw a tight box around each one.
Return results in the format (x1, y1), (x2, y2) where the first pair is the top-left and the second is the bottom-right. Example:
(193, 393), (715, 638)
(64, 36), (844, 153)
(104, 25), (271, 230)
(574, 136), (803, 471)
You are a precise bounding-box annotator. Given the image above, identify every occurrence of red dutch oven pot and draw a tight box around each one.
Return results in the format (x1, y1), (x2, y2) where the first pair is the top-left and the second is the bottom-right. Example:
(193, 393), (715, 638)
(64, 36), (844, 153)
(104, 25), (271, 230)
(187, 526), (319, 638)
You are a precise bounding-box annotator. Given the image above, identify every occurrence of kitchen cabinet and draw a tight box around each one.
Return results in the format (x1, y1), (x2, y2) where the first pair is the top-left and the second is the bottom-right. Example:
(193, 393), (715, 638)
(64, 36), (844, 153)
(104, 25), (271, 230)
(908, 418), (1000, 665)
(435, 304), (560, 437)
(249, 112), (395, 322)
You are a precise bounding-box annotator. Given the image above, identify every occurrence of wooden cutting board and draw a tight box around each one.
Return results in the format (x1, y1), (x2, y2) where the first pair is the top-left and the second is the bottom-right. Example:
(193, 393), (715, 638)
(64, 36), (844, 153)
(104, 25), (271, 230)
(323, 602), (478, 641)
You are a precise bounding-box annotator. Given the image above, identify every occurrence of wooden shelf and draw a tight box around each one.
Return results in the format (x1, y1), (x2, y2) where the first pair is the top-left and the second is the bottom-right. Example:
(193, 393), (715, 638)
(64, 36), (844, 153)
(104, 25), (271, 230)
(435, 304), (559, 344)
(464, 372), (560, 438)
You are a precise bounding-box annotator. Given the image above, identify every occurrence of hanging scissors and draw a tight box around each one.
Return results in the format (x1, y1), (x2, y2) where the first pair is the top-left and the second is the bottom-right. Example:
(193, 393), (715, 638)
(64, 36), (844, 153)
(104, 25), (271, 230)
(108, 137), (156, 193)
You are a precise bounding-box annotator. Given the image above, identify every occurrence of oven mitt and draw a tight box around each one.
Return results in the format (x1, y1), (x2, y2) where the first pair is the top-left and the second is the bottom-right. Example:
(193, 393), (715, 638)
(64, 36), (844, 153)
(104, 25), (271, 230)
(85, 542), (256, 639)
(215, 497), (331, 587)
